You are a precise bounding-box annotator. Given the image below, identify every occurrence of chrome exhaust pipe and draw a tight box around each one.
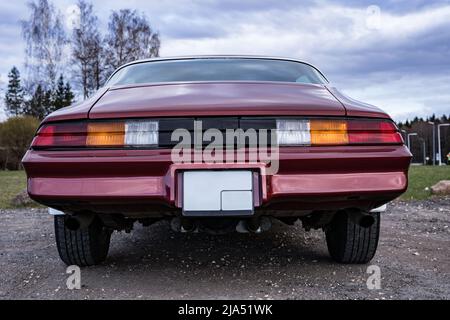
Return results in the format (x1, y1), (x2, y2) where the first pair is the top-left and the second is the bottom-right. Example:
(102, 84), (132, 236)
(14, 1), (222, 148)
(65, 213), (95, 231)
(181, 219), (196, 233)
(170, 217), (197, 233)
(236, 217), (272, 234)
(348, 210), (375, 228)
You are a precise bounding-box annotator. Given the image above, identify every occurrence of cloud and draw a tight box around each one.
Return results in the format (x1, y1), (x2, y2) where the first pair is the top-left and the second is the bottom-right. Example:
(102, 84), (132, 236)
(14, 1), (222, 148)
(157, 1), (450, 120)
(1, 0), (449, 122)
(341, 73), (450, 121)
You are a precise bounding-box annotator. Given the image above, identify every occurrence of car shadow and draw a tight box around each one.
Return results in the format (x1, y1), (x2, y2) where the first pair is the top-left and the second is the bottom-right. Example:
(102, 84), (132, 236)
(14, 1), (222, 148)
(104, 219), (333, 271)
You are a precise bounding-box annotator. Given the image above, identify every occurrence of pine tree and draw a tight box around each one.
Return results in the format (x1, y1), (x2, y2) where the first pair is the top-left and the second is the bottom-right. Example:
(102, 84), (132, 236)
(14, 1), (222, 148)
(63, 81), (75, 106)
(44, 88), (53, 114)
(24, 84), (47, 119)
(52, 75), (66, 112)
(4, 66), (24, 116)
(50, 74), (75, 112)
(23, 75), (74, 119)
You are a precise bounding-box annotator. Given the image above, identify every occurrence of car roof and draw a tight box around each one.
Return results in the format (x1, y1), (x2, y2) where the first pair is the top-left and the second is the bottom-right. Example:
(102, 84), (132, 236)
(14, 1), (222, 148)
(109, 55), (329, 83)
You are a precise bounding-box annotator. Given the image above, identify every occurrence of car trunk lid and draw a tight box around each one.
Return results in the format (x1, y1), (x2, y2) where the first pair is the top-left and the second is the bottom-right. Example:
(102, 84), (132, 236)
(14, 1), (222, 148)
(88, 82), (346, 119)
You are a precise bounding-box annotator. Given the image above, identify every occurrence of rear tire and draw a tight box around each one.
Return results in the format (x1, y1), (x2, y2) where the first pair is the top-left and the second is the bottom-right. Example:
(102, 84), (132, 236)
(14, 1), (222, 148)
(54, 215), (112, 267)
(325, 210), (380, 264)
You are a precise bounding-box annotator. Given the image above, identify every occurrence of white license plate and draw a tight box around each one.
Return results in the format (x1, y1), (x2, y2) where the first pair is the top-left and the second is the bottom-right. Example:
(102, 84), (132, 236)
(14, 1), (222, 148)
(182, 170), (254, 216)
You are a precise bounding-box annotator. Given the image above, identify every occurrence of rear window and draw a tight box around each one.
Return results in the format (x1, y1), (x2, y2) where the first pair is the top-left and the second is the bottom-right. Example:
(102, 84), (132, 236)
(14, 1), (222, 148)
(107, 58), (328, 86)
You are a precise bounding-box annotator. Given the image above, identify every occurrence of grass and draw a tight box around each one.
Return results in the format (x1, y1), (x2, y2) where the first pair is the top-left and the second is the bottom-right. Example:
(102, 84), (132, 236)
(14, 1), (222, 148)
(0, 166), (449, 209)
(401, 165), (450, 200)
(0, 170), (28, 209)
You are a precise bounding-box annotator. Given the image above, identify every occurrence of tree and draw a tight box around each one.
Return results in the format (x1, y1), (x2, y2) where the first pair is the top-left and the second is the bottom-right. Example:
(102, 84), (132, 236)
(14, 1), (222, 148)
(21, 0), (67, 91)
(22, 75), (74, 120)
(71, 0), (103, 98)
(103, 9), (160, 76)
(52, 75), (67, 111)
(63, 82), (75, 107)
(0, 116), (40, 169)
(397, 114), (450, 165)
(4, 67), (24, 116)
(24, 84), (51, 119)
(429, 114), (436, 122)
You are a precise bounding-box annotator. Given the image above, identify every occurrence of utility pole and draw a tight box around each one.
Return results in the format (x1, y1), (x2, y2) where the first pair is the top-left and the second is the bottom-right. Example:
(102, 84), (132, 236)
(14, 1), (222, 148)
(427, 122), (436, 165)
(437, 123), (450, 165)
(407, 133), (417, 150)
(420, 138), (426, 165)
(400, 129), (407, 145)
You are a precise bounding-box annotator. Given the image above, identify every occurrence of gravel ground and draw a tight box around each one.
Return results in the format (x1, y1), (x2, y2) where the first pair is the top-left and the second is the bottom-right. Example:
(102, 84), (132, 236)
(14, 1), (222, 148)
(1, 198), (449, 300)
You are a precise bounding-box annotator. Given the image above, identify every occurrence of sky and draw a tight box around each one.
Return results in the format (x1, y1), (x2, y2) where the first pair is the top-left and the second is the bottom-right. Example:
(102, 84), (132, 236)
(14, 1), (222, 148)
(0, 0), (449, 121)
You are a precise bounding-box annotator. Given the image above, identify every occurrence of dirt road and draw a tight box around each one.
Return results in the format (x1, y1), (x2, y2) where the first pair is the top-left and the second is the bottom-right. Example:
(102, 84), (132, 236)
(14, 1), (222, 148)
(1, 198), (449, 300)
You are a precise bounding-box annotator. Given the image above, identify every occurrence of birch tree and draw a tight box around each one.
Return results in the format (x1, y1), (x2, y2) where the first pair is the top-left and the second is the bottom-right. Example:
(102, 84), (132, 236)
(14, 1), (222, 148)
(103, 9), (161, 77)
(21, 0), (67, 91)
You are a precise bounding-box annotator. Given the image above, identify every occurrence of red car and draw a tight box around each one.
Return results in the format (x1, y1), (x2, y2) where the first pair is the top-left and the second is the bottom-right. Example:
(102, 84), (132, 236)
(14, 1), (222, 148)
(22, 56), (411, 266)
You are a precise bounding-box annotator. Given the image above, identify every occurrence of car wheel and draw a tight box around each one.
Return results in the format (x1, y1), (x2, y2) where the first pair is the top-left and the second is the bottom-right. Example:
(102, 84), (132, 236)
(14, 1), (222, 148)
(54, 215), (112, 267)
(325, 210), (380, 264)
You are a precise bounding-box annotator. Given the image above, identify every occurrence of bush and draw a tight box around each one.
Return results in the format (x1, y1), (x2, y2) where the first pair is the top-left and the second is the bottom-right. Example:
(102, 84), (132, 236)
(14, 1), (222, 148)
(0, 116), (40, 170)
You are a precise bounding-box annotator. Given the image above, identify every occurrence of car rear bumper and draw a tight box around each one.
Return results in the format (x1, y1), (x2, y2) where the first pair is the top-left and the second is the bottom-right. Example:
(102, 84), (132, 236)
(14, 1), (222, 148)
(22, 145), (411, 216)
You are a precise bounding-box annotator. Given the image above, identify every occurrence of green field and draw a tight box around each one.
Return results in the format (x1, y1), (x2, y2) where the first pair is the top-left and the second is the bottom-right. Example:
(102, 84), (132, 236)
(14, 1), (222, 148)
(401, 165), (450, 200)
(0, 170), (28, 209)
(0, 166), (449, 209)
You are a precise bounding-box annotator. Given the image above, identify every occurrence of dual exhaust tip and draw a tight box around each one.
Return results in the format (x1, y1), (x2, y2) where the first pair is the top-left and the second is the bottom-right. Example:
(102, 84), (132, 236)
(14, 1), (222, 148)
(65, 210), (375, 233)
(65, 213), (94, 231)
(348, 209), (376, 228)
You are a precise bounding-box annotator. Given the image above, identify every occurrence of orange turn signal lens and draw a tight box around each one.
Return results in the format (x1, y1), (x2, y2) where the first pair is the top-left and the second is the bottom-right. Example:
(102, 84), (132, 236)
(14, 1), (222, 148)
(86, 122), (125, 146)
(310, 120), (349, 145)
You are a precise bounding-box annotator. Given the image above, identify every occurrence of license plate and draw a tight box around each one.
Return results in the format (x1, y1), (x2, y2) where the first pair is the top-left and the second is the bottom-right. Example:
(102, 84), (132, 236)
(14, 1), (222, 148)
(182, 170), (254, 216)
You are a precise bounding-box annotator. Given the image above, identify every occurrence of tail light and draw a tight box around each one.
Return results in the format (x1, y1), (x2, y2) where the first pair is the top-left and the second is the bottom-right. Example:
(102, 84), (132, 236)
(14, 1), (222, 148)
(310, 120), (349, 145)
(32, 118), (402, 149)
(32, 120), (158, 148)
(277, 119), (403, 146)
(32, 122), (88, 148)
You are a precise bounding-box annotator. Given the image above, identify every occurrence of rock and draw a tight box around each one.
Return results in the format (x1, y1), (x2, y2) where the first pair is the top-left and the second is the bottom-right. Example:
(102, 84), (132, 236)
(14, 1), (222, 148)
(11, 189), (35, 207)
(430, 180), (450, 195)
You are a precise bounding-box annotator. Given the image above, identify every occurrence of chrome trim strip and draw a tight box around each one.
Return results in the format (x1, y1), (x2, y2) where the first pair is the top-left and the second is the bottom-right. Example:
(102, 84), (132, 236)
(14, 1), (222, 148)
(48, 208), (65, 215)
(370, 204), (387, 213)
